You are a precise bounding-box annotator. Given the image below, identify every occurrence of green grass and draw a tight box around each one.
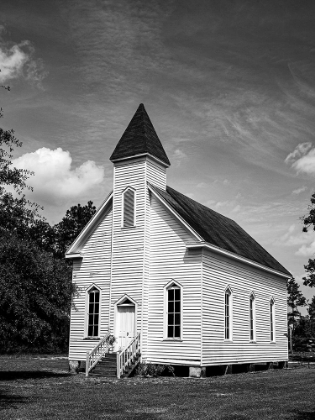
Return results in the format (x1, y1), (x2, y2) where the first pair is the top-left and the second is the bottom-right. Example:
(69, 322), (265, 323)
(0, 356), (315, 419)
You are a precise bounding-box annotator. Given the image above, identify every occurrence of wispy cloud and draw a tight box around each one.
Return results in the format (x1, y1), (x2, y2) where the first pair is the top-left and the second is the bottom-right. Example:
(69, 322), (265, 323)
(0, 27), (47, 87)
(292, 186), (307, 195)
(285, 143), (315, 175)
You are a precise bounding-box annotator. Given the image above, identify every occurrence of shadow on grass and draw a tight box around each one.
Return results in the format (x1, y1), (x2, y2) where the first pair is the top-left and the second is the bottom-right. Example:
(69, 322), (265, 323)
(293, 409), (315, 420)
(0, 371), (71, 381)
(0, 389), (28, 410)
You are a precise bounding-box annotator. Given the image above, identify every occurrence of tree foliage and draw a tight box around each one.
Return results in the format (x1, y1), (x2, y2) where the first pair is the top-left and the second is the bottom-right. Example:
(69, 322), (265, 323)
(53, 201), (96, 258)
(302, 192), (315, 287)
(287, 277), (306, 327)
(0, 104), (74, 352)
(0, 231), (72, 352)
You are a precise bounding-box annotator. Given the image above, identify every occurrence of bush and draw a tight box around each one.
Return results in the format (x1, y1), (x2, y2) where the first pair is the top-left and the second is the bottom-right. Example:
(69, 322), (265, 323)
(136, 362), (175, 377)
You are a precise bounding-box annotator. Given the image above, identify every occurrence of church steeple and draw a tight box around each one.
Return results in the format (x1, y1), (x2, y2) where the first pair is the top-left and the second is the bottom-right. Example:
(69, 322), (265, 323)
(110, 104), (170, 167)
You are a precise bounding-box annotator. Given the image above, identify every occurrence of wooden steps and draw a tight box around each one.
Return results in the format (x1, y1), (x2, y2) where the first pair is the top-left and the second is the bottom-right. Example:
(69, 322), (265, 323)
(89, 353), (117, 378)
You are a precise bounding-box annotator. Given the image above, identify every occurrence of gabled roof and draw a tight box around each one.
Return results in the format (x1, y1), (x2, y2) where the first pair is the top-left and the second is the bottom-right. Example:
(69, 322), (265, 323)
(110, 103), (170, 166)
(150, 185), (291, 277)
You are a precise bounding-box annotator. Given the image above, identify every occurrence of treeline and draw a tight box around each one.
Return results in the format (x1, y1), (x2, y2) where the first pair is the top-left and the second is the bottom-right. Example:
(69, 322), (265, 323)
(0, 107), (96, 353)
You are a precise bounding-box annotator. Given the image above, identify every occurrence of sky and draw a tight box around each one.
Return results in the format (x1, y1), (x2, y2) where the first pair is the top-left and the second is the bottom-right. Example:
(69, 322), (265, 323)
(1, 0), (315, 306)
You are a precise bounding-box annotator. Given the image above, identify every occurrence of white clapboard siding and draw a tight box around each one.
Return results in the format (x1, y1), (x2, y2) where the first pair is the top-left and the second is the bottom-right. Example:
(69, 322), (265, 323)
(110, 156), (167, 353)
(68, 207), (113, 361)
(146, 157), (166, 190)
(201, 250), (288, 365)
(146, 194), (202, 365)
(110, 158), (147, 338)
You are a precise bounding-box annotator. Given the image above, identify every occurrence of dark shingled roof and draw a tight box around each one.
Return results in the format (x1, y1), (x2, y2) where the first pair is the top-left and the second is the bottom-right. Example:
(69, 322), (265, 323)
(110, 104), (170, 166)
(151, 185), (291, 276)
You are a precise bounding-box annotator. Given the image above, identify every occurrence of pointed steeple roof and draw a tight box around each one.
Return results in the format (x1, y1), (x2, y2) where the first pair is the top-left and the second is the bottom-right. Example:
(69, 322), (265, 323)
(110, 104), (170, 166)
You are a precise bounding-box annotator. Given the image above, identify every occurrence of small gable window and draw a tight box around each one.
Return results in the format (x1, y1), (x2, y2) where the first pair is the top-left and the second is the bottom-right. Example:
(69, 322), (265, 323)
(122, 188), (136, 228)
(225, 286), (232, 340)
(249, 293), (256, 341)
(166, 283), (182, 339)
(87, 287), (100, 337)
(270, 298), (275, 342)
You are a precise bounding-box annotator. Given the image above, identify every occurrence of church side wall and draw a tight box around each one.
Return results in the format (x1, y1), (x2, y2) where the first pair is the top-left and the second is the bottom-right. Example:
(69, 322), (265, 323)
(146, 194), (202, 365)
(68, 208), (112, 361)
(202, 250), (288, 366)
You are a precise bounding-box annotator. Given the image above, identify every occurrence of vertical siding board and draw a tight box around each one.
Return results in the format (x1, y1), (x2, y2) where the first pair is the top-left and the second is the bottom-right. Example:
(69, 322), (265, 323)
(69, 208), (113, 361)
(202, 251), (288, 365)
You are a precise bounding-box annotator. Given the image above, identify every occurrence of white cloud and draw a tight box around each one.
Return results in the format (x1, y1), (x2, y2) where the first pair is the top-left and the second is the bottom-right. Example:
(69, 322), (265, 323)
(296, 241), (315, 257)
(292, 186), (307, 195)
(0, 30), (47, 87)
(12, 147), (104, 205)
(285, 142), (312, 164)
(0, 43), (29, 83)
(285, 142), (315, 175)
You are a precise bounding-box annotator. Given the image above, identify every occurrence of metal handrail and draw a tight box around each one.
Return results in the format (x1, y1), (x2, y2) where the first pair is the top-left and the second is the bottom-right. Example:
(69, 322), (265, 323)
(86, 332), (110, 377)
(117, 333), (141, 378)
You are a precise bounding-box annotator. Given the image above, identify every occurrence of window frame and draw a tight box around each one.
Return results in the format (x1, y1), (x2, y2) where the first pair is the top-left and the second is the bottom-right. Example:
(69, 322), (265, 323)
(164, 280), (183, 341)
(121, 187), (136, 228)
(85, 284), (101, 339)
(224, 286), (233, 341)
(249, 292), (256, 342)
(270, 297), (276, 342)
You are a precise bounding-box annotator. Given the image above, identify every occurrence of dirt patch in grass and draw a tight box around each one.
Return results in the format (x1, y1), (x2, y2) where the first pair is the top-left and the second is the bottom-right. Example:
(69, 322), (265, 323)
(0, 355), (315, 419)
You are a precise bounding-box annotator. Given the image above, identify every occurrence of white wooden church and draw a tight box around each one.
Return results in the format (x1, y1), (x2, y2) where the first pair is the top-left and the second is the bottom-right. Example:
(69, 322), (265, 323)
(66, 104), (291, 378)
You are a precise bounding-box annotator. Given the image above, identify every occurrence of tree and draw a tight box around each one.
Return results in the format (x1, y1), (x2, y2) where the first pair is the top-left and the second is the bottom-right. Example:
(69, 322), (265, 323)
(0, 100), (72, 352)
(53, 201), (96, 258)
(302, 192), (315, 287)
(0, 231), (72, 352)
(287, 277), (306, 328)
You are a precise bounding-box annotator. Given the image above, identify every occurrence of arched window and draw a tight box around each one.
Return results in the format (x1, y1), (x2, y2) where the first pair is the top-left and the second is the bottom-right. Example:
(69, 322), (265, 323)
(225, 286), (232, 340)
(87, 287), (100, 337)
(249, 292), (256, 341)
(270, 298), (275, 342)
(122, 187), (136, 228)
(165, 282), (182, 339)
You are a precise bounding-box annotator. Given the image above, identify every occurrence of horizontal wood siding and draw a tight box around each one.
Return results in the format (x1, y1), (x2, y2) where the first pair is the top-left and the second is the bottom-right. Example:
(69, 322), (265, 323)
(147, 194), (202, 365)
(69, 208), (112, 361)
(110, 159), (147, 336)
(202, 250), (288, 365)
(146, 157), (166, 190)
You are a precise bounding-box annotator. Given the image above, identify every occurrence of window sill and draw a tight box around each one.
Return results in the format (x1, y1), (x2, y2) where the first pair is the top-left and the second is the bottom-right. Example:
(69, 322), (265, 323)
(270, 341), (276, 344)
(83, 337), (100, 340)
(249, 341), (257, 344)
(163, 338), (183, 342)
(224, 339), (233, 343)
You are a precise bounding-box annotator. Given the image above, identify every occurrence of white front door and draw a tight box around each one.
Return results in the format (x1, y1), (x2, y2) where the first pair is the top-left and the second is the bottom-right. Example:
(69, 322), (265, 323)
(117, 305), (135, 350)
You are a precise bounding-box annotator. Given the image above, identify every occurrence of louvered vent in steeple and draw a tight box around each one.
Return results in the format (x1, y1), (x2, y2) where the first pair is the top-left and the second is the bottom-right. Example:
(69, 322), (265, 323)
(123, 188), (135, 227)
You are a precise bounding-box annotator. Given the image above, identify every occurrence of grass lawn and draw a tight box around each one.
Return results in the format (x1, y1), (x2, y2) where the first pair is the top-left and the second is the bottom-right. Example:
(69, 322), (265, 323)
(0, 356), (315, 419)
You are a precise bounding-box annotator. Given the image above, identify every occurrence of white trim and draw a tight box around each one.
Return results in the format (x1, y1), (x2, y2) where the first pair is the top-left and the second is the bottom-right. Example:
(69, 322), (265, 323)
(224, 285), (233, 341)
(114, 294), (138, 350)
(121, 187), (136, 228)
(84, 284), (102, 339)
(249, 292), (256, 342)
(148, 185), (203, 242)
(270, 297), (276, 342)
(111, 152), (170, 168)
(187, 242), (290, 279)
(66, 192), (113, 256)
(163, 280), (183, 340)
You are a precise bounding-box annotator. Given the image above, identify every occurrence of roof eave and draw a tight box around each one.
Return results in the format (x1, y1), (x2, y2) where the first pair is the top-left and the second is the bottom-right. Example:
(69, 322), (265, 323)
(186, 242), (291, 279)
(65, 192), (113, 257)
(111, 153), (170, 168)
